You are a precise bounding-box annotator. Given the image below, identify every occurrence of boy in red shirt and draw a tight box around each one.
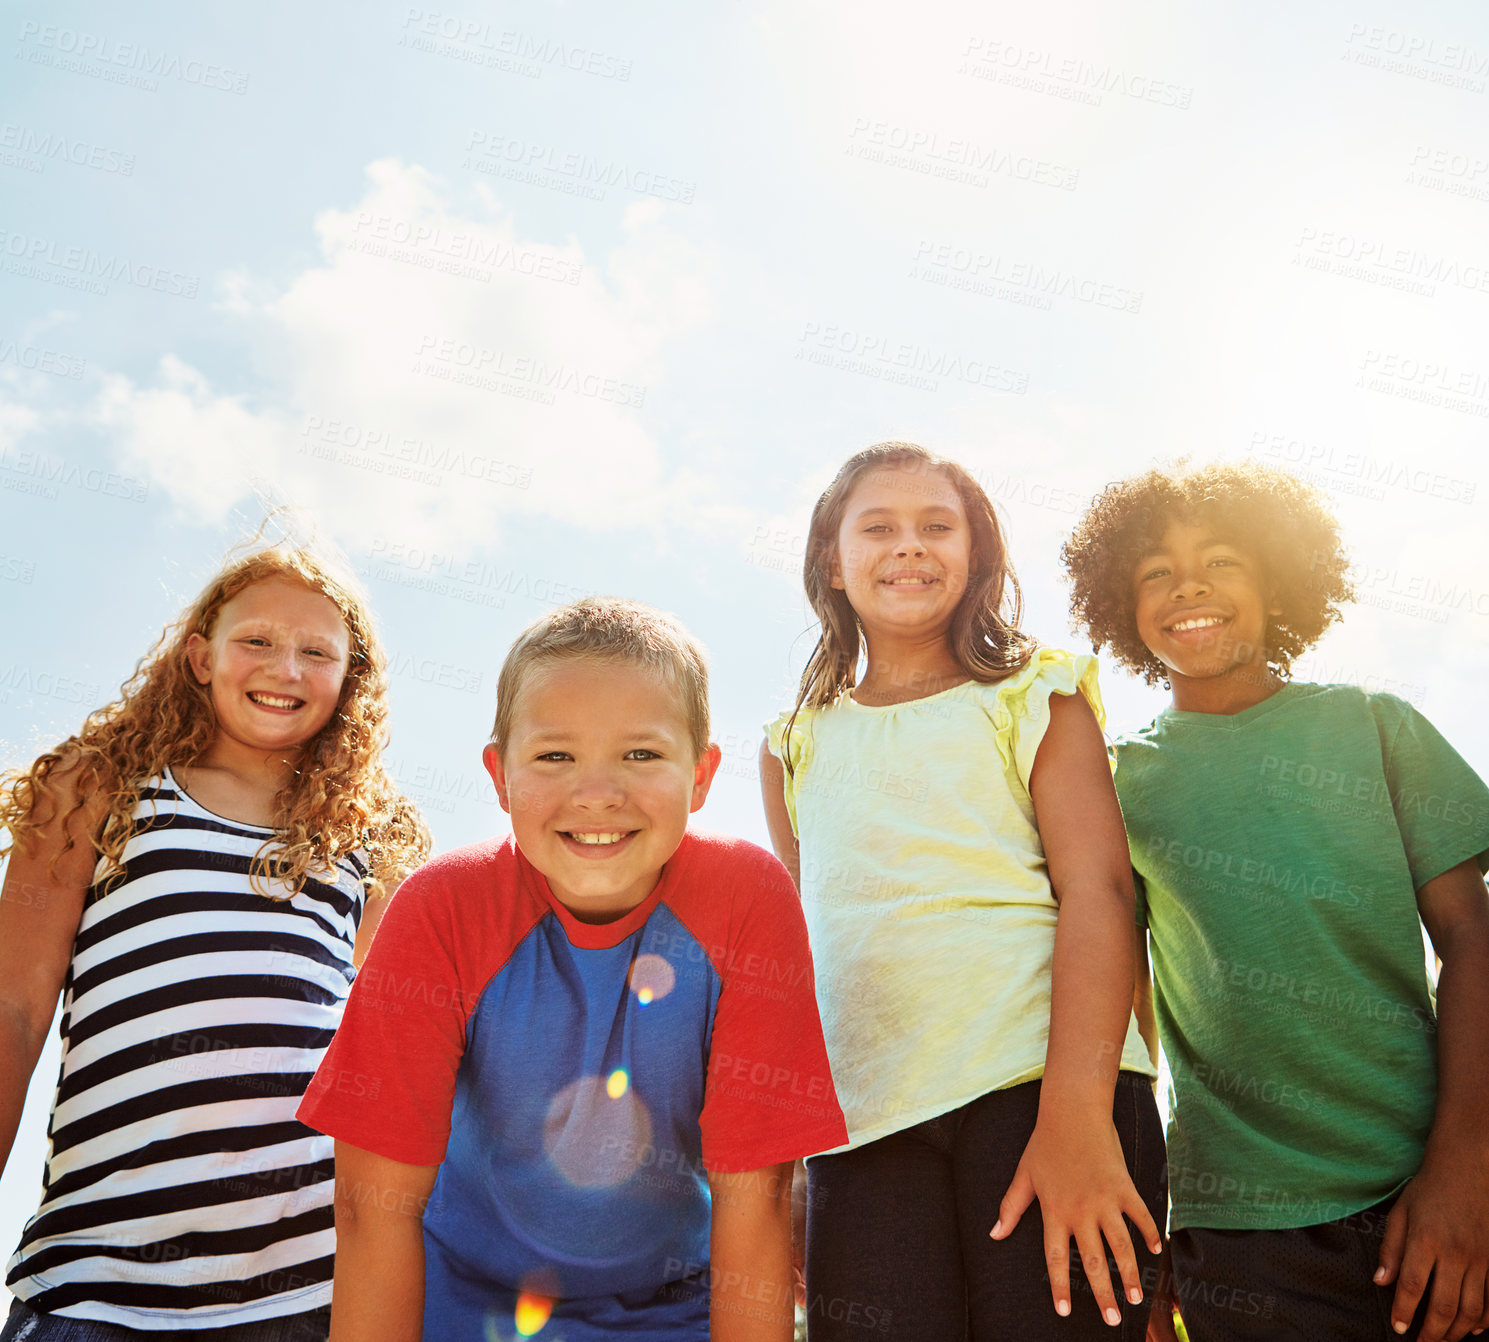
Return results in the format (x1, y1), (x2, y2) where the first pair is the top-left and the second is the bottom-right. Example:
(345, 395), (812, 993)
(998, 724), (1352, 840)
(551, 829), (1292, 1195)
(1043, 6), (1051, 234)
(300, 598), (846, 1341)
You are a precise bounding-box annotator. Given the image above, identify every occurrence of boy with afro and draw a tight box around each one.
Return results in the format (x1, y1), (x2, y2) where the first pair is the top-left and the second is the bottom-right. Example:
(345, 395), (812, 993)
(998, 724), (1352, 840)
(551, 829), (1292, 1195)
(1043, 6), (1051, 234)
(1063, 462), (1489, 1342)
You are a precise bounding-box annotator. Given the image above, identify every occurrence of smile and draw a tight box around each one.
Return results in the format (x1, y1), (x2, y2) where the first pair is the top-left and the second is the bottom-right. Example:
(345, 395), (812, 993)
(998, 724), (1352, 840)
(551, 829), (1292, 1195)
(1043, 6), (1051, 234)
(881, 577), (937, 585)
(247, 691), (305, 709)
(1166, 616), (1228, 632)
(563, 831), (633, 845)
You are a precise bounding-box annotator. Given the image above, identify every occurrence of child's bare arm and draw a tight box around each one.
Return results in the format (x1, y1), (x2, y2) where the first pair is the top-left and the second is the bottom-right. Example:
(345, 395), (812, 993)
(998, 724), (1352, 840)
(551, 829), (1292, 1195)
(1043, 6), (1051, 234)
(1376, 857), (1489, 1342)
(0, 760), (98, 1175)
(758, 740), (800, 889)
(708, 1162), (795, 1342)
(351, 868), (406, 969)
(329, 1141), (438, 1342)
(992, 692), (1162, 1324)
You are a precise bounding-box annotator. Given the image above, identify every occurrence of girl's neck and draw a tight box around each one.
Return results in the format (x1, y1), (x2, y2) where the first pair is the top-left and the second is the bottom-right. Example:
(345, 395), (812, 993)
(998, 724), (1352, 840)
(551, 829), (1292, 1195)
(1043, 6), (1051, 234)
(851, 634), (968, 706)
(177, 736), (305, 826)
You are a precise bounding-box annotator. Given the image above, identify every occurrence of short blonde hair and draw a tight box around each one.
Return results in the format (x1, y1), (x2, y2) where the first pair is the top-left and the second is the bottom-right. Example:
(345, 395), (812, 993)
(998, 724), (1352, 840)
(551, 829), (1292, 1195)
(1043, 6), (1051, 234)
(492, 597), (711, 759)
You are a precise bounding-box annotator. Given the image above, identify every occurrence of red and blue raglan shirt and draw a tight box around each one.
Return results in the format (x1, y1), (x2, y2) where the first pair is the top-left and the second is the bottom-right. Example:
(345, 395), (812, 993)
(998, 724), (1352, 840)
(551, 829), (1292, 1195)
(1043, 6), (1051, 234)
(299, 830), (845, 1340)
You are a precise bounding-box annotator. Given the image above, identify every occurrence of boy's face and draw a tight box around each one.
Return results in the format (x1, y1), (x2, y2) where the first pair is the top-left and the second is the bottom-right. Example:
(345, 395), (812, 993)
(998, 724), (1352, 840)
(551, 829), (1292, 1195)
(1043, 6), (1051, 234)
(1132, 520), (1283, 700)
(483, 658), (720, 923)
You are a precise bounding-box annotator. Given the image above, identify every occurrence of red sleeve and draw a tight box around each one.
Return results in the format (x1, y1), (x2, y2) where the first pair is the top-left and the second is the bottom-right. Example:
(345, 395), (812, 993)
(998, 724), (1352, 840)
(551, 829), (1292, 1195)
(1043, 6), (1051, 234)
(679, 835), (847, 1172)
(297, 838), (538, 1167)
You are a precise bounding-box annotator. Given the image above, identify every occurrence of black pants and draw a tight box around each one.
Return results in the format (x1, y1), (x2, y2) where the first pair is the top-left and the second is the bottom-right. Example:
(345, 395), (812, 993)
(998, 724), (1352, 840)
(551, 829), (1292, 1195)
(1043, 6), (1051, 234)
(1170, 1198), (1427, 1341)
(804, 1073), (1166, 1341)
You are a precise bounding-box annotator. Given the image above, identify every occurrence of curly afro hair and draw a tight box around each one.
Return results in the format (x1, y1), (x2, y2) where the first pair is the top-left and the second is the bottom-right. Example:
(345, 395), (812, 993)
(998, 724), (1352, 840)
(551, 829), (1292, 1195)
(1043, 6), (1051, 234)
(1061, 461), (1355, 686)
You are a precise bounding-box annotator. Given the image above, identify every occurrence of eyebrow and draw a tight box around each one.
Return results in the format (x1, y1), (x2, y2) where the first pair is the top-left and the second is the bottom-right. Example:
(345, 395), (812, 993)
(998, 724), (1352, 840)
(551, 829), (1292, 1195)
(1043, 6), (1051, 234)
(518, 728), (676, 745)
(1135, 534), (1236, 561)
(229, 616), (345, 637)
(225, 618), (345, 640)
(850, 503), (960, 519)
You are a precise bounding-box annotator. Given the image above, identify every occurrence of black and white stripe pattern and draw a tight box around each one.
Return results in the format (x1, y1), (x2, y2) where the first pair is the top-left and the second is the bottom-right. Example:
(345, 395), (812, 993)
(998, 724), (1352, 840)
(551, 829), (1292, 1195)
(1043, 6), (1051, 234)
(6, 770), (366, 1328)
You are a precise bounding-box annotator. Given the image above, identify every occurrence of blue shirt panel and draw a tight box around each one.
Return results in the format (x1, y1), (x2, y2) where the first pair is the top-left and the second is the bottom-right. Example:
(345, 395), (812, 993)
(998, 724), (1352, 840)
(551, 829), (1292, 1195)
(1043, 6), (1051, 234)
(422, 902), (722, 1337)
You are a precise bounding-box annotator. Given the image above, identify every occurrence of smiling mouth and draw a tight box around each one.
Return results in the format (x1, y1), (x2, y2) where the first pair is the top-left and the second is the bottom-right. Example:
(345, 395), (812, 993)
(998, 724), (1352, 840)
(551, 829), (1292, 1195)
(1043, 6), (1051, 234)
(1166, 615), (1229, 633)
(247, 691), (305, 710)
(881, 576), (937, 586)
(563, 831), (635, 846)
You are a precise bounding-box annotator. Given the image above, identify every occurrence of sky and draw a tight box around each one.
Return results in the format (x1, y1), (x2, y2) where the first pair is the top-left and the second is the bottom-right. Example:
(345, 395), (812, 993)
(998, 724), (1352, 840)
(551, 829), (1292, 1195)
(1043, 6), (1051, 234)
(3, 0), (1488, 1293)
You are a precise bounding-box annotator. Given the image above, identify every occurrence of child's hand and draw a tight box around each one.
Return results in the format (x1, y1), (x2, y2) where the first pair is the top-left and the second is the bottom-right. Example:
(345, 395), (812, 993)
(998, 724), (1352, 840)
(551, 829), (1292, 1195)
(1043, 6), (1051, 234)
(991, 1112), (1162, 1327)
(1375, 1151), (1489, 1342)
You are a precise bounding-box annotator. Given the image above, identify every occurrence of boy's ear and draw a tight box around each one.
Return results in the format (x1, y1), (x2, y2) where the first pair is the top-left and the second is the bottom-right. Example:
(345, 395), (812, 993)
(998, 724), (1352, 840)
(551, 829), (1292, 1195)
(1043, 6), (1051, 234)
(184, 633), (213, 684)
(689, 743), (723, 813)
(481, 743), (512, 814)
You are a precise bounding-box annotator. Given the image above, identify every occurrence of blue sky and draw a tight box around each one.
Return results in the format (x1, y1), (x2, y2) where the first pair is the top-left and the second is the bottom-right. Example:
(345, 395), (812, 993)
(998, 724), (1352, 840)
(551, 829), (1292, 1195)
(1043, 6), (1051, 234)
(4, 0), (1488, 1277)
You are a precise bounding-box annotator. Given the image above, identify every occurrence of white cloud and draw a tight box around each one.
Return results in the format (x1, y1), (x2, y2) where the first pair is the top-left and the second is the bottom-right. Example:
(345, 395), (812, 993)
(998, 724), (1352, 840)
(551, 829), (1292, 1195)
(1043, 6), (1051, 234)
(89, 159), (716, 552)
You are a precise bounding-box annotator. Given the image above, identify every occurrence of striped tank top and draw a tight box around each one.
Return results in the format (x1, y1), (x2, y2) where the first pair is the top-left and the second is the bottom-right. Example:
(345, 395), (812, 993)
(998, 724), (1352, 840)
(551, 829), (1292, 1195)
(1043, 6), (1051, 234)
(6, 770), (367, 1328)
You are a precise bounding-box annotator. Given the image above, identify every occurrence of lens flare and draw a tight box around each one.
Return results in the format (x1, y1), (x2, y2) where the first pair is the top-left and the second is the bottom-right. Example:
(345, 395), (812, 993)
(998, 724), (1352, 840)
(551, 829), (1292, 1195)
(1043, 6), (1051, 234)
(543, 1074), (654, 1188)
(628, 953), (676, 1006)
(514, 1292), (553, 1337)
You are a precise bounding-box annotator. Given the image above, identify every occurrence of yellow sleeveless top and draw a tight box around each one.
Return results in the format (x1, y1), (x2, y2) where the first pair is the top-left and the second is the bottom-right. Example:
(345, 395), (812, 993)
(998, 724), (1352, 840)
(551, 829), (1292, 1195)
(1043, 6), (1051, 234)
(768, 648), (1154, 1151)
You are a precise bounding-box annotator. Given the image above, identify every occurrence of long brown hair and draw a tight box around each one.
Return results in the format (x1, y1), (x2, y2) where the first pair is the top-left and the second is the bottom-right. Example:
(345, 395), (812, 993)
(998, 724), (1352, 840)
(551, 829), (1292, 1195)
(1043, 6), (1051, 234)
(784, 443), (1036, 762)
(1, 541), (430, 896)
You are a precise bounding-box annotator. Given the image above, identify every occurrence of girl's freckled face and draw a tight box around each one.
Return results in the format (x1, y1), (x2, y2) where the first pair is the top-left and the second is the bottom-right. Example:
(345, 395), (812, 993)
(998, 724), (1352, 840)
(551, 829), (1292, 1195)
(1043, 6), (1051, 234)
(831, 467), (973, 642)
(186, 578), (352, 757)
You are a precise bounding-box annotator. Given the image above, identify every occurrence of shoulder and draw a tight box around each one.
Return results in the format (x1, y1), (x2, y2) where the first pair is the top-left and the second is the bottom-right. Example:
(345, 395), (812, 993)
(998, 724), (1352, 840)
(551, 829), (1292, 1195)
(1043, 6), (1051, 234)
(666, 830), (798, 926)
(765, 704), (825, 768)
(968, 647), (1101, 715)
(674, 829), (791, 887)
(664, 833), (809, 976)
(370, 836), (541, 974)
(1278, 681), (1398, 735)
(390, 836), (519, 912)
(1285, 680), (1366, 708)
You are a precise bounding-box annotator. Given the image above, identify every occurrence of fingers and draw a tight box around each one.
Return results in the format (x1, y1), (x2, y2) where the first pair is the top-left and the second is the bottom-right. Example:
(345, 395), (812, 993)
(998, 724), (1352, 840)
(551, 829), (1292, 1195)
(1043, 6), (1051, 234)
(1074, 1223), (1124, 1328)
(1375, 1195), (1410, 1288)
(992, 1169), (1034, 1241)
(1446, 1270), (1486, 1342)
(1126, 1188), (1164, 1257)
(1391, 1236), (1436, 1339)
(1101, 1214), (1145, 1311)
(1042, 1220), (1072, 1319)
(1416, 1257), (1479, 1342)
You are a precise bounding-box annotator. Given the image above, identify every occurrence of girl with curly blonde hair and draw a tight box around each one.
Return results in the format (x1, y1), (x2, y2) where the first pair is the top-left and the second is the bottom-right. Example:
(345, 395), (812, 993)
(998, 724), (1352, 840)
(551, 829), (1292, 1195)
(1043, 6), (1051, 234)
(0, 537), (429, 1341)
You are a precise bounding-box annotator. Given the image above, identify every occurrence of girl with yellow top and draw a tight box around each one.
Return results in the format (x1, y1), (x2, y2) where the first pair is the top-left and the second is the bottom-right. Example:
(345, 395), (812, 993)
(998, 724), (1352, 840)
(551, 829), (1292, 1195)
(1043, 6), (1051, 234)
(761, 443), (1163, 1340)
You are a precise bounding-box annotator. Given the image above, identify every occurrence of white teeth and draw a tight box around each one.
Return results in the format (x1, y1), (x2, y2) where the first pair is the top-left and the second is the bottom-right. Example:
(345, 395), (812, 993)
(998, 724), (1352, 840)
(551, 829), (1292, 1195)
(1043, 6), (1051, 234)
(1170, 617), (1226, 632)
(568, 832), (628, 845)
(249, 692), (301, 709)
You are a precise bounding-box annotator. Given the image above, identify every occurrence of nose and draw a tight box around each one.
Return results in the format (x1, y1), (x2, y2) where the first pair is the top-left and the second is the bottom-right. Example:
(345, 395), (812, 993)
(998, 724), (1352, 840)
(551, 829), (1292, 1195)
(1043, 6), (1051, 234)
(892, 529), (926, 557)
(570, 761), (625, 810)
(265, 644), (302, 680)
(1169, 561), (1212, 600)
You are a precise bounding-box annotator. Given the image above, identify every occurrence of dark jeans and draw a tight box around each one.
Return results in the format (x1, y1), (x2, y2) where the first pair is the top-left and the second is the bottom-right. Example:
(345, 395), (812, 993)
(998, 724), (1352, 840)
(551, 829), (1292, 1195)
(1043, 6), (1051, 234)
(1170, 1197), (1427, 1341)
(805, 1072), (1166, 1341)
(0, 1300), (329, 1342)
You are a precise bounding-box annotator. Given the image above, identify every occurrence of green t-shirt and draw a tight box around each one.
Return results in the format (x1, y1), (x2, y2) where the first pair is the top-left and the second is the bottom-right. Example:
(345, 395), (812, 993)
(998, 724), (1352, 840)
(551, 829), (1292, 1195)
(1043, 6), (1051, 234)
(1113, 682), (1489, 1231)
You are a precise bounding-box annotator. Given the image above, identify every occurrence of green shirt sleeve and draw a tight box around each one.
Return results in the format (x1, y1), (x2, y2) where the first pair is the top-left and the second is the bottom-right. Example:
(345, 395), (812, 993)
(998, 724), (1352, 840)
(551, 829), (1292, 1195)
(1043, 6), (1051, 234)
(1370, 693), (1489, 887)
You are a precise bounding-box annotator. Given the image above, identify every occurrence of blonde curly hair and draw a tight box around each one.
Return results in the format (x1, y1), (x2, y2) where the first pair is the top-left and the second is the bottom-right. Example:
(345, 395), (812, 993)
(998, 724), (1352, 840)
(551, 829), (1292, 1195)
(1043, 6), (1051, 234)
(1, 541), (430, 897)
